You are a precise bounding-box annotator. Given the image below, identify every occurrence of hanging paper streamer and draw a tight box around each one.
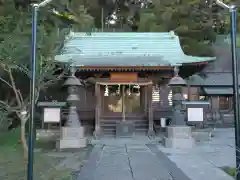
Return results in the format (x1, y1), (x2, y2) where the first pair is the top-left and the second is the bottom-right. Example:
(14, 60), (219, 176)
(104, 85), (109, 96)
(133, 84), (140, 93)
(127, 84), (131, 96)
(168, 90), (173, 106)
(116, 84), (120, 95)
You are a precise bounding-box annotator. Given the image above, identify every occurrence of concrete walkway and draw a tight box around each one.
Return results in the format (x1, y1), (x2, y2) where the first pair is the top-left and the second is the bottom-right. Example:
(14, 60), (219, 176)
(77, 144), (190, 180)
(157, 128), (235, 180)
(77, 129), (235, 180)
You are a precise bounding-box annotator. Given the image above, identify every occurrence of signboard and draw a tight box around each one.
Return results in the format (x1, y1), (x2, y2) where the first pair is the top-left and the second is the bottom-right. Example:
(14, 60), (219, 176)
(110, 72), (138, 82)
(187, 108), (203, 122)
(43, 108), (61, 122)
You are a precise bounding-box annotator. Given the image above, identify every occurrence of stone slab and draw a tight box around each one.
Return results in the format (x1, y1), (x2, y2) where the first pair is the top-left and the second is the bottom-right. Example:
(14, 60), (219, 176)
(164, 137), (195, 148)
(77, 144), (175, 180)
(157, 128), (236, 180)
(56, 138), (87, 149)
(60, 126), (84, 139)
(116, 121), (135, 137)
(163, 150), (234, 180)
(147, 144), (192, 180)
(166, 126), (192, 139)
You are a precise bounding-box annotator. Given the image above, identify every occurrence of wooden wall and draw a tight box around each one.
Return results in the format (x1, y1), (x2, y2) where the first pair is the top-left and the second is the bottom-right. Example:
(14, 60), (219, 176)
(72, 82), (174, 121)
(61, 71), (174, 132)
(152, 84), (173, 121)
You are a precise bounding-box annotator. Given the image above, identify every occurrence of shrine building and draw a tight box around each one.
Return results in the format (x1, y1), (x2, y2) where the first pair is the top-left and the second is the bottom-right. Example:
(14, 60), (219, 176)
(53, 31), (215, 136)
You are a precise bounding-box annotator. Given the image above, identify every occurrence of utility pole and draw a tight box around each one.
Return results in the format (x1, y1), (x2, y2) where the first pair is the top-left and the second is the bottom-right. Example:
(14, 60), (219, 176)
(28, 1), (54, 180)
(216, 1), (240, 179)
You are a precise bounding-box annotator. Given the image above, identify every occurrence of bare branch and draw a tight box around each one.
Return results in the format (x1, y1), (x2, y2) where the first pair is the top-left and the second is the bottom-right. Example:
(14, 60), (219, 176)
(17, 89), (24, 105)
(0, 63), (7, 71)
(35, 90), (40, 104)
(0, 77), (13, 89)
(0, 100), (11, 111)
(22, 89), (40, 114)
(7, 67), (22, 107)
(0, 99), (21, 114)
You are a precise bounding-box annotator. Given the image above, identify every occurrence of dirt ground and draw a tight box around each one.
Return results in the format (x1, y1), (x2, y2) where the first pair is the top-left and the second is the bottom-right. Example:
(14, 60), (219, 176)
(0, 129), (92, 180)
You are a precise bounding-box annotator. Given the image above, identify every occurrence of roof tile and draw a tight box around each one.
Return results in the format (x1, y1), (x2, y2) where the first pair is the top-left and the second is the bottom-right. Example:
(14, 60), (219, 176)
(55, 31), (215, 66)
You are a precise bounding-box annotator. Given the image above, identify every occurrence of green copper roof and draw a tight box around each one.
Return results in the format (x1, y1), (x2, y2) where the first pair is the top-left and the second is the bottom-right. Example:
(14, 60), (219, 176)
(187, 74), (205, 86)
(55, 31), (215, 66)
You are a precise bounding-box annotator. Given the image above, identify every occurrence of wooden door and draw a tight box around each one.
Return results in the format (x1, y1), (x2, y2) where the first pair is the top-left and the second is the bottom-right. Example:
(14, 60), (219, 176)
(101, 84), (145, 120)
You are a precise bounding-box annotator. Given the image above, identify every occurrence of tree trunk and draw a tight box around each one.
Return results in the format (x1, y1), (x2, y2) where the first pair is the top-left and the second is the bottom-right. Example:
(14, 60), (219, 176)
(20, 117), (28, 160)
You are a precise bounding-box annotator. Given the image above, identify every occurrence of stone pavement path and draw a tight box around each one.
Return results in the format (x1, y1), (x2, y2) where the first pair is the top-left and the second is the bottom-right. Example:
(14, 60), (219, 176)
(156, 128), (235, 180)
(77, 144), (190, 180)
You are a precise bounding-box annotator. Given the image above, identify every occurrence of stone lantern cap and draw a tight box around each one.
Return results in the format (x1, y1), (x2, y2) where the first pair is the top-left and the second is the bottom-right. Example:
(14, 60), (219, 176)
(63, 76), (83, 86)
(168, 75), (187, 86)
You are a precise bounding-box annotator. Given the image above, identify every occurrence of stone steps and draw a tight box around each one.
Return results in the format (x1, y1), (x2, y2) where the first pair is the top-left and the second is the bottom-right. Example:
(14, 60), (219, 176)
(100, 119), (149, 136)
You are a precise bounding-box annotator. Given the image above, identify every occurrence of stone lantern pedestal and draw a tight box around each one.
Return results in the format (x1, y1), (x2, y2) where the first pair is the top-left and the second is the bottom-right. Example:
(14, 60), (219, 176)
(56, 67), (87, 150)
(164, 126), (195, 148)
(57, 106), (87, 149)
(163, 67), (195, 148)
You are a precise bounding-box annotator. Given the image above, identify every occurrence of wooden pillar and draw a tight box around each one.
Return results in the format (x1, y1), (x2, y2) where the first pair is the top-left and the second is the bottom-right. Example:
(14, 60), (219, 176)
(144, 86), (148, 116)
(212, 96), (220, 121)
(187, 85), (191, 101)
(147, 83), (155, 136)
(94, 83), (101, 138)
(122, 85), (126, 121)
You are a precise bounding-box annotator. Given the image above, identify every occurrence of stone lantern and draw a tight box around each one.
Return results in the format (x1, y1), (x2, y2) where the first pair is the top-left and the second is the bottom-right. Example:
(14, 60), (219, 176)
(63, 66), (83, 127)
(168, 66), (187, 126)
(57, 66), (87, 150)
(163, 66), (195, 148)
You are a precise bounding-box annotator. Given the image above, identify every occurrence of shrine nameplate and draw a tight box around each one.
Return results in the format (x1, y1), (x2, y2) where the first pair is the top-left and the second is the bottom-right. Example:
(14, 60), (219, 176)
(110, 72), (138, 82)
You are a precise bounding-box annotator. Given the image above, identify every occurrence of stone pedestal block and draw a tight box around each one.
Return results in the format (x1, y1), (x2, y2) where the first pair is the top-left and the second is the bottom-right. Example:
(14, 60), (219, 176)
(56, 138), (87, 149)
(163, 126), (195, 148)
(57, 126), (86, 150)
(166, 126), (192, 138)
(60, 127), (84, 139)
(116, 121), (135, 137)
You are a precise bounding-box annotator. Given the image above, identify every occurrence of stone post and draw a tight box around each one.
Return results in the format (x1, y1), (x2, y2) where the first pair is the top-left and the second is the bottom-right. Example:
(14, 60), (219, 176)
(163, 67), (195, 148)
(94, 83), (101, 138)
(57, 66), (87, 150)
(147, 83), (155, 137)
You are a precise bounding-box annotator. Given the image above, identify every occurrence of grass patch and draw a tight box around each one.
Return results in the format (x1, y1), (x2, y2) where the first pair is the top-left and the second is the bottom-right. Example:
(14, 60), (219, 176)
(222, 166), (236, 177)
(0, 129), (93, 180)
(0, 128), (20, 146)
(0, 147), (65, 180)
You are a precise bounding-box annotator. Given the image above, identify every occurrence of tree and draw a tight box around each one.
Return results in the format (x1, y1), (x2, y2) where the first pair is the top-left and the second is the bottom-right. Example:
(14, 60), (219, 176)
(136, 0), (240, 56)
(0, 0), (93, 160)
(50, 0), (94, 31)
(136, 0), (218, 56)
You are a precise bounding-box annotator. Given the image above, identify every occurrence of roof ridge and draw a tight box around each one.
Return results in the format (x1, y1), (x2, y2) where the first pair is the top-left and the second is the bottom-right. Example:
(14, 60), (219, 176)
(70, 31), (177, 38)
